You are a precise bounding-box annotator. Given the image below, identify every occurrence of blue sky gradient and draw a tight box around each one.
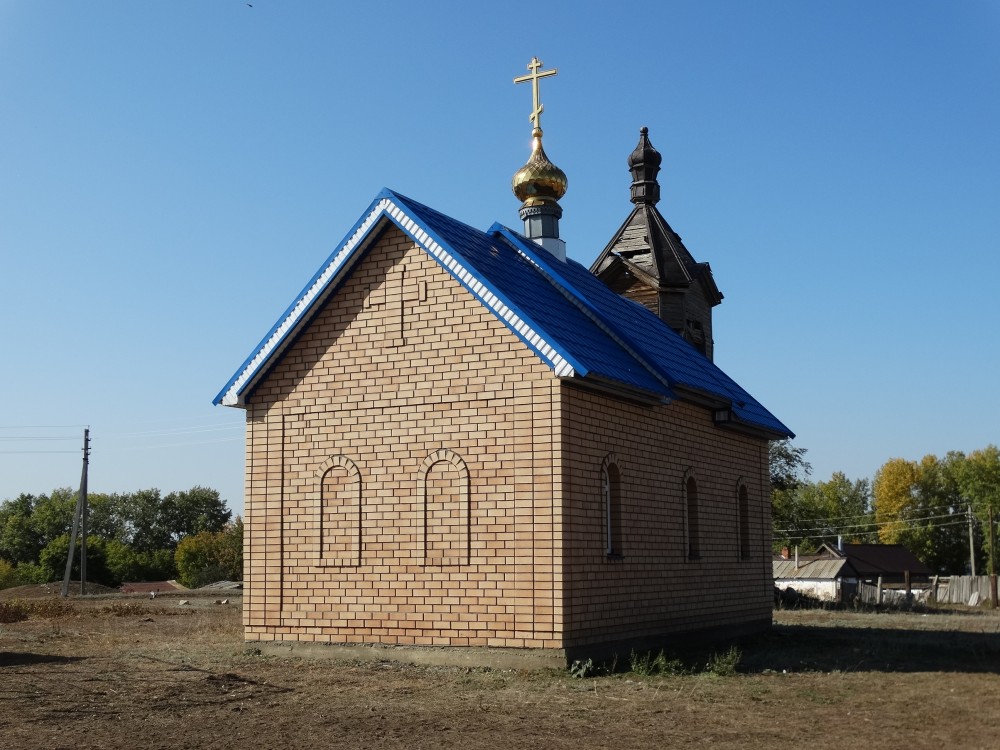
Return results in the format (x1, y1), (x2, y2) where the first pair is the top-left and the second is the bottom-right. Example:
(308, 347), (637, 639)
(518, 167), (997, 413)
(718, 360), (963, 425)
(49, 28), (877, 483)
(2, 1), (997, 513)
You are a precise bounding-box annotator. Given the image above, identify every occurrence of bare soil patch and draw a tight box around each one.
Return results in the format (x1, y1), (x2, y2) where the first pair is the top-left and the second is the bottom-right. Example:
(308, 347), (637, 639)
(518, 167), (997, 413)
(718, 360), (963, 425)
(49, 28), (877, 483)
(2, 594), (999, 749)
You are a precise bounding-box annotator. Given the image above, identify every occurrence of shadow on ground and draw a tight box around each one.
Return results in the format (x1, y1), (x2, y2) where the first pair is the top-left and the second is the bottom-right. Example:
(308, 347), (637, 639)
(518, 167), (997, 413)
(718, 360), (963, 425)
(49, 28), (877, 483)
(739, 623), (1000, 674)
(0, 652), (87, 667)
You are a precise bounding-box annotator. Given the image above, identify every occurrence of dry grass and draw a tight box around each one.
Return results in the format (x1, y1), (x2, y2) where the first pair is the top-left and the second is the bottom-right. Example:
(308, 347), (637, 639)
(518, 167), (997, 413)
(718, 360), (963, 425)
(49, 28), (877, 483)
(1, 595), (999, 749)
(0, 598), (74, 622)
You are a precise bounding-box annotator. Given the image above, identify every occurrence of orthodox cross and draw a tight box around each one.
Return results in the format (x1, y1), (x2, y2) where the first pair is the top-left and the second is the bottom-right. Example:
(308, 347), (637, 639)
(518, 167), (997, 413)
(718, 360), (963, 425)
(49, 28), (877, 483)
(388, 264), (426, 345)
(514, 57), (557, 131)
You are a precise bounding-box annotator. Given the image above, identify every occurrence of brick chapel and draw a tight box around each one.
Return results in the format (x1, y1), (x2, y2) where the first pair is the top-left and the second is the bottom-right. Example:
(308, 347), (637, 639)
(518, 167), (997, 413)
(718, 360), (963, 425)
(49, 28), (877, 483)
(215, 59), (792, 664)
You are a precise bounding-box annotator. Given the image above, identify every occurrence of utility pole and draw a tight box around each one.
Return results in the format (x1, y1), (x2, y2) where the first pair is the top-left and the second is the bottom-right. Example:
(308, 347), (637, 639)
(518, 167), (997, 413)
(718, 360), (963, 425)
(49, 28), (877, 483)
(990, 506), (997, 609)
(61, 428), (90, 598)
(968, 504), (976, 578)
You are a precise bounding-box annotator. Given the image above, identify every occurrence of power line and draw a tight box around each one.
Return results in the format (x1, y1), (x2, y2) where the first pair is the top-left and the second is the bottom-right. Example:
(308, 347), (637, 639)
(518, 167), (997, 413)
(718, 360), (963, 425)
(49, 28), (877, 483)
(776, 515), (973, 537)
(0, 418), (243, 454)
(103, 436), (243, 452)
(782, 502), (967, 527)
(0, 436), (81, 441)
(0, 424), (89, 430)
(0, 450), (81, 454)
(105, 424), (243, 438)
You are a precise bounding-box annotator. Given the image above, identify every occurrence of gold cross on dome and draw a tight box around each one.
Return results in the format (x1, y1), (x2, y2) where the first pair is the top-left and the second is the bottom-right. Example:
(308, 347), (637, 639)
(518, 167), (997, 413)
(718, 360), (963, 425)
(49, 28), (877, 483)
(514, 57), (557, 131)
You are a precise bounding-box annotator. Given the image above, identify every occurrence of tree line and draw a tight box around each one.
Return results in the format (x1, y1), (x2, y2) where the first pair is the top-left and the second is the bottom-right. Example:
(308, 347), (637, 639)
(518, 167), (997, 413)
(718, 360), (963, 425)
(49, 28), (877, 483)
(0, 486), (242, 590)
(770, 440), (1000, 575)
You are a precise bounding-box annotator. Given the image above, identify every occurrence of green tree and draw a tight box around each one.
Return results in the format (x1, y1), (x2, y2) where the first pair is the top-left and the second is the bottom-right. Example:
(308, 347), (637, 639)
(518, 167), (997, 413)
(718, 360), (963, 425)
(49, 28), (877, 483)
(214, 517), (243, 578)
(0, 494), (42, 565)
(918, 452), (974, 573)
(103, 540), (176, 583)
(119, 489), (173, 552)
(0, 558), (15, 589)
(0, 485), (232, 586)
(0, 560), (47, 589)
(769, 439), (812, 492)
(30, 488), (77, 544)
(0, 489), (82, 567)
(86, 492), (128, 543)
(873, 453), (979, 574)
(38, 534), (115, 587)
(770, 440), (815, 551)
(772, 472), (874, 552)
(113, 486), (231, 553)
(174, 518), (242, 588)
(162, 486), (231, 544)
(957, 445), (1000, 572)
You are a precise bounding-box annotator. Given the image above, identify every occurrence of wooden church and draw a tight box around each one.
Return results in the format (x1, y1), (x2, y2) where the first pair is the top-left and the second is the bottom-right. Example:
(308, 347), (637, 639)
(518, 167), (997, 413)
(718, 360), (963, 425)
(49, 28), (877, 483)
(215, 59), (792, 664)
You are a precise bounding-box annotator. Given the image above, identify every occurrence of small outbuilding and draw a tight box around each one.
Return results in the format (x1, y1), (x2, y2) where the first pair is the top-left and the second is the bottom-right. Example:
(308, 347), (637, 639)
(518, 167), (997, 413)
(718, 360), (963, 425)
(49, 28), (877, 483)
(774, 543), (933, 604)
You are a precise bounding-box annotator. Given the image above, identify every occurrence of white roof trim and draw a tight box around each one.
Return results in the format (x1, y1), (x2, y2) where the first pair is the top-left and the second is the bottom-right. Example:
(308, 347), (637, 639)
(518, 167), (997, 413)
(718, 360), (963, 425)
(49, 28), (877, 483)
(219, 195), (575, 406)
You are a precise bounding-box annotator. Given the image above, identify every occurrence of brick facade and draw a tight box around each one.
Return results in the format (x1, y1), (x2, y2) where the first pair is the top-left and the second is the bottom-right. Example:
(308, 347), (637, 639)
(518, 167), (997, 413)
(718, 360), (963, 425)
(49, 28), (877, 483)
(240, 223), (773, 658)
(244, 225), (562, 649)
(560, 386), (772, 651)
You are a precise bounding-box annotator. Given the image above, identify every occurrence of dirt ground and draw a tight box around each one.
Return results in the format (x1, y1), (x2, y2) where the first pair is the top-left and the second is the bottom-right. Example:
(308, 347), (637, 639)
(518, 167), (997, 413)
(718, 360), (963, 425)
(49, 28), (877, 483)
(2, 588), (999, 749)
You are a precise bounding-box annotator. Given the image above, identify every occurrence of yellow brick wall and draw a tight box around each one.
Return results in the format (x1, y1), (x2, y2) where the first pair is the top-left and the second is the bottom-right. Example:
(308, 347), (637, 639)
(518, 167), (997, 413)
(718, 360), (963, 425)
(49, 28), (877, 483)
(240, 220), (774, 654)
(242, 223), (562, 648)
(560, 385), (773, 647)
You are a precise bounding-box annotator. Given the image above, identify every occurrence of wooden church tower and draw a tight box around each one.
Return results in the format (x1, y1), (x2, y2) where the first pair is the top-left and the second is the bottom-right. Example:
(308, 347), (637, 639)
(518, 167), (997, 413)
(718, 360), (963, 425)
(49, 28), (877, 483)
(590, 128), (723, 361)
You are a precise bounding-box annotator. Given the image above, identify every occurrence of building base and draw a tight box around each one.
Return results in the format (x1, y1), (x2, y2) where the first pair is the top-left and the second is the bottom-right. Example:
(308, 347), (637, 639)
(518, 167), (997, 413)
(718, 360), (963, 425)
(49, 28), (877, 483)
(251, 618), (771, 671)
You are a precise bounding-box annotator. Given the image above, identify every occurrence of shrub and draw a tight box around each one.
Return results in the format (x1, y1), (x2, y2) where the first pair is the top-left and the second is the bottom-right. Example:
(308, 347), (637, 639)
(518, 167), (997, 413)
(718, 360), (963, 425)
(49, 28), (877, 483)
(705, 646), (742, 676)
(0, 598), (72, 622)
(0, 560), (48, 589)
(174, 519), (242, 588)
(0, 600), (29, 623)
(629, 649), (687, 676)
(104, 601), (152, 617)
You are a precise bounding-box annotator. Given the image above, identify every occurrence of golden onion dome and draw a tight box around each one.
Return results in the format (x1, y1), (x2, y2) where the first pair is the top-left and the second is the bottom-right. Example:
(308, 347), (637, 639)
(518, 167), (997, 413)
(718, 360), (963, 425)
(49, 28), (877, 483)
(512, 128), (568, 203)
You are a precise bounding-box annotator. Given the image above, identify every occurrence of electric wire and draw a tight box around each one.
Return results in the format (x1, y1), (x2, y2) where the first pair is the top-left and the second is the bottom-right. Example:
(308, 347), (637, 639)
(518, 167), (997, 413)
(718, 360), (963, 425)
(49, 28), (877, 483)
(0, 419), (243, 459)
(778, 502), (969, 527)
(776, 515), (974, 537)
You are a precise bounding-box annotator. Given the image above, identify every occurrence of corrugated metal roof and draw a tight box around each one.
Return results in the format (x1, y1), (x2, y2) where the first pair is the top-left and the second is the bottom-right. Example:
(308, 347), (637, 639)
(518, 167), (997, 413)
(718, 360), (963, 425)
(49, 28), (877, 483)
(214, 188), (792, 439)
(493, 222), (790, 436)
(773, 559), (849, 580)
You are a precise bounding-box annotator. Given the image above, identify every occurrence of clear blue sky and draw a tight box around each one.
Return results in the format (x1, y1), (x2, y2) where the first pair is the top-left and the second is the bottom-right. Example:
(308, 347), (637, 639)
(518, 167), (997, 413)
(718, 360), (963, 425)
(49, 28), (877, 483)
(2, 1), (998, 515)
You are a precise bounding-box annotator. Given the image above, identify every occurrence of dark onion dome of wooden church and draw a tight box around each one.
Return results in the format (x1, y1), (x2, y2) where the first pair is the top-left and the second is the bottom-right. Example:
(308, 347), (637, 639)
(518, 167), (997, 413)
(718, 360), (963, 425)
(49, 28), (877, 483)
(590, 128), (723, 361)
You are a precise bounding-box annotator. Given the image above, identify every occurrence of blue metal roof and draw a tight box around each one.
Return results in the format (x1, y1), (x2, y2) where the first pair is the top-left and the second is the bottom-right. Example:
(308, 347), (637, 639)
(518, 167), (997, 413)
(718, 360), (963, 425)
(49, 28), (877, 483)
(490, 225), (793, 437)
(214, 188), (792, 439)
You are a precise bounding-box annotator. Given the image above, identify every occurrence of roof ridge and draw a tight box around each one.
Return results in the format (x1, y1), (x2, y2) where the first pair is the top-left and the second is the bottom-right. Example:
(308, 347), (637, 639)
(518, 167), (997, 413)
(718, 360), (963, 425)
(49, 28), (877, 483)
(645, 204), (700, 280)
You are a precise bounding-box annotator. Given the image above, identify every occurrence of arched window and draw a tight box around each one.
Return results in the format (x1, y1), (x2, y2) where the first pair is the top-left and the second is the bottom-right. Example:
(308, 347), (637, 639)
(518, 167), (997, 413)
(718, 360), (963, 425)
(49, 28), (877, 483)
(601, 455), (622, 557)
(685, 473), (700, 560)
(316, 455), (362, 566)
(419, 449), (470, 565)
(738, 483), (751, 560)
